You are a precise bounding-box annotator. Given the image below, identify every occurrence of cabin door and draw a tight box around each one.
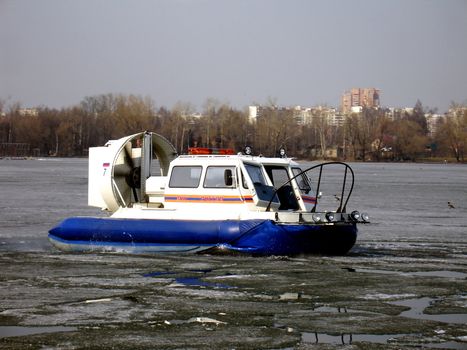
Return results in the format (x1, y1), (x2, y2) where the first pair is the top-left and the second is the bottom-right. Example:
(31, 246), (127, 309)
(263, 165), (300, 211)
(237, 167), (254, 205)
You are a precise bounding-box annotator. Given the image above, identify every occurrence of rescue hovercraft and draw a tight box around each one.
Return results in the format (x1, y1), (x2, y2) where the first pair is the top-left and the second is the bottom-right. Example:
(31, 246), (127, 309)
(48, 131), (369, 255)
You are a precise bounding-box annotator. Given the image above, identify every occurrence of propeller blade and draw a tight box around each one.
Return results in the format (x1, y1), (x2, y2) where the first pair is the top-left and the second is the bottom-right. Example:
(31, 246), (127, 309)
(113, 163), (132, 177)
(132, 187), (139, 202)
(123, 143), (134, 169)
(121, 186), (132, 206)
(112, 177), (131, 207)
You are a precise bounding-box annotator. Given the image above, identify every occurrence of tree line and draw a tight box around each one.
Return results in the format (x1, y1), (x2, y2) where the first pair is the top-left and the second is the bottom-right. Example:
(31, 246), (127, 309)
(0, 94), (466, 162)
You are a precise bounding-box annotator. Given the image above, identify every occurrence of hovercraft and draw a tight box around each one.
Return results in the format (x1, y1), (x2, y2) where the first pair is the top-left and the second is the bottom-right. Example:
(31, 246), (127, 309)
(49, 131), (369, 255)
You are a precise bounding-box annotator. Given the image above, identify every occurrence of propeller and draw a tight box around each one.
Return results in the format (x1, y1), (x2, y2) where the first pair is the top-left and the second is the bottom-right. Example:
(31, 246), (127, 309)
(112, 141), (142, 206)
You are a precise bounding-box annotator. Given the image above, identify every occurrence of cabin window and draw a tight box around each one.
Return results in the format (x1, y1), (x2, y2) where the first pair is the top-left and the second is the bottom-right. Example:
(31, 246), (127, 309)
(244, 164), (267, 185)
(265, 165), (300, 210)
(265, 166), (290, 188)
(169, 166), (202, 188)
(292, 167), (312, 194)
(204, 166), (236, 188)
(244, 163), (280, 204)
(241, 170), (249, 189)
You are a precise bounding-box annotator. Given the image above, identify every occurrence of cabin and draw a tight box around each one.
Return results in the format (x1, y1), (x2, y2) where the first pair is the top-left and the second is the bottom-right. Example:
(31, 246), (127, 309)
(145, 153), (316, 213)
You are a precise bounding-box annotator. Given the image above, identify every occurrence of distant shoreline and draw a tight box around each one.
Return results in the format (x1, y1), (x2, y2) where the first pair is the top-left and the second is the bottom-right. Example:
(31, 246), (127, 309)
(1, 155), (465, 165)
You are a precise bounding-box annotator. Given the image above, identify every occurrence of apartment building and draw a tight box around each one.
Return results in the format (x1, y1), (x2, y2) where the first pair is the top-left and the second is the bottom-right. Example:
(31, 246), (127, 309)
(341, 88), (380, 113)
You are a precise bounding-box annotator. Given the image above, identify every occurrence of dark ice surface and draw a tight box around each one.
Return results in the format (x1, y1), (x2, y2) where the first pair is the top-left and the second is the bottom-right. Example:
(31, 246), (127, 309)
(0, 158), (466, 349)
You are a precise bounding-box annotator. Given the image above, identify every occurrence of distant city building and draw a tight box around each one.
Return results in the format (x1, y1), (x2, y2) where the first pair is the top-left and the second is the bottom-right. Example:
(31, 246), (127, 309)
(425, 114), (445, 137)
(447, 106), (467, 118)
(249, 104), (345, 127)
(385, 107), (414, 120)
(248, 104), (290, 123)
(18, 108), (39, 117)
(384, 107), (449, 137)
(248, 105), (261, 123)
(350, 106), (363, 114)
(341, 88), (380, 113)
(327, 112), (346, 127)
(188, 112), (202, 119)
(292, 105), (346, 127)
(292, 106), (312, 125)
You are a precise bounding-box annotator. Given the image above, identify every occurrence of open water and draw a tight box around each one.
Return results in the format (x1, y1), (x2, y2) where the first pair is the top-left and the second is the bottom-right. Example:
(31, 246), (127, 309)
(0, 158), (466, 349)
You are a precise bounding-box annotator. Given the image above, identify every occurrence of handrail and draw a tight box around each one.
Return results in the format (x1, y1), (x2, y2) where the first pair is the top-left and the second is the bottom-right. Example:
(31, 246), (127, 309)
(265, 161), (355, 213)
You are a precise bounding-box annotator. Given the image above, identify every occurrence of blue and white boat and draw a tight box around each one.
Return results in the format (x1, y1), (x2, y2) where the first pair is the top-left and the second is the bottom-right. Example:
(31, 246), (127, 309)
(49, 131), (369, 255)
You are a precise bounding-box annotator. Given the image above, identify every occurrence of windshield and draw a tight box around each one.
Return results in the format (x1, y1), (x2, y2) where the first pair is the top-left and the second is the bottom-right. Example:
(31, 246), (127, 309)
(265, 166), (290, 189)
(244, 164), (267, 185)
(292, 167), (312, 194)
(244, 163), (279, 204)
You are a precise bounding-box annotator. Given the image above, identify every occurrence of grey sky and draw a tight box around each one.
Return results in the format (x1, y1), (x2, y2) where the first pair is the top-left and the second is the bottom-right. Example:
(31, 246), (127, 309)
(1, 0), (466, 113)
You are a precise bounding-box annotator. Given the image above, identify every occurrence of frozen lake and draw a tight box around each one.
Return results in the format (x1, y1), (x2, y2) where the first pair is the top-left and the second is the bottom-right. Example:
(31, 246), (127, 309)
(0, 158), (466, 349)
(1, 158), (466, 251)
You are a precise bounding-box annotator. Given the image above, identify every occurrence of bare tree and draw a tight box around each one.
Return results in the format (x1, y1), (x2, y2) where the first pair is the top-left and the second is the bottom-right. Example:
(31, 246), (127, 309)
(436, 103), (467, 162)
